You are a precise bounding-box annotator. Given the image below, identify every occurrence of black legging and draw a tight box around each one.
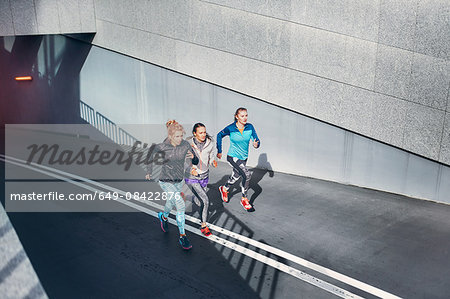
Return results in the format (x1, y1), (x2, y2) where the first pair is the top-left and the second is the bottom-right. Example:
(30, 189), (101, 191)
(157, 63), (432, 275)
(225, 155), (251, 197)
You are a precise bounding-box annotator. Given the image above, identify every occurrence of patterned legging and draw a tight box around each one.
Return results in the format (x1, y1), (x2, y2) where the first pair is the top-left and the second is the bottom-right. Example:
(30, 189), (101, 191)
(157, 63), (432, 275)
(187, 179), (209, 223)
(159, 181), (185, 235)
(226, 155), (251, 197)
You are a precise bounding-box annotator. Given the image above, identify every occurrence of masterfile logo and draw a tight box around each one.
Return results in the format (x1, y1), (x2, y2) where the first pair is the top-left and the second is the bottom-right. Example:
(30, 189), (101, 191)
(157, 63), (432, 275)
(26, 141), (168, 171)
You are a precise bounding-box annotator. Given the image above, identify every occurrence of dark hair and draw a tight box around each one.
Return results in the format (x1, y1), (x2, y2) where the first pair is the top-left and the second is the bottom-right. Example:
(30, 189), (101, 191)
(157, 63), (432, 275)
(192, 123), (211, 140)
(234, 107), (247, 123)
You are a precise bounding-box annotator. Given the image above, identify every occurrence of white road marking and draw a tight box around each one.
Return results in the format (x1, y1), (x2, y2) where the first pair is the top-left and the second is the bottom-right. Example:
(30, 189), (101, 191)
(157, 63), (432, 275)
(2, 155), (402, 298)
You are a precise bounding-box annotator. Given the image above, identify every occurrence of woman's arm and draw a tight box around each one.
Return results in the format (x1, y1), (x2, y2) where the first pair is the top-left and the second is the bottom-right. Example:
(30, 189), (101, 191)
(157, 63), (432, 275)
(216, 126), (230, 159)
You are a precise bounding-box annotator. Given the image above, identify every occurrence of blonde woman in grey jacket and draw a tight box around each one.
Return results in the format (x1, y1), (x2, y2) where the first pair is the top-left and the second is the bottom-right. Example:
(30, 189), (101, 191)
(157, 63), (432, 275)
(185, 123), (217, 236)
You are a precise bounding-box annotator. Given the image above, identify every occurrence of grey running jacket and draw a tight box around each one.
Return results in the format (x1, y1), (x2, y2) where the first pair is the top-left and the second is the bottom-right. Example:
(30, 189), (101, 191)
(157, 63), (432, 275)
(185, 136), (217, 180)
(146, 138), (199, 182)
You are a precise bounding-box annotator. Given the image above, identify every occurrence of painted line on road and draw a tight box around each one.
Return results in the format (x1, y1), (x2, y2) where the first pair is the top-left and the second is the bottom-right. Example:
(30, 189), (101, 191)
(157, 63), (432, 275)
(2, 155), (401, 298)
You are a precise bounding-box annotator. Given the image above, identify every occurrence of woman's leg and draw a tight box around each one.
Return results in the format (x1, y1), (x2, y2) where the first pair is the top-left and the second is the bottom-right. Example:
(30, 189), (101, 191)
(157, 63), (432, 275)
(172, 181), (186, 235)
(158, 181), (176, 218)
(159, 181), (185, 235)
(226, 156), (251, 197)
(190, 182), (209, 224)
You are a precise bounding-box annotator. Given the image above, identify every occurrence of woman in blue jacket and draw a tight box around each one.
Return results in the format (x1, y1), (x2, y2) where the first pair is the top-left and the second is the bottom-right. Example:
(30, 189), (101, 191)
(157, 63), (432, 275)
(216, 107), (260, 211)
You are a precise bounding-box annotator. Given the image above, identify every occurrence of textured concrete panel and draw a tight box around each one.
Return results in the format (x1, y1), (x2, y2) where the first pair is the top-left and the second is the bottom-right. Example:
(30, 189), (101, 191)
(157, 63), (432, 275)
(284, 68), (316, 117)
(175, 41), (211, 82)
(58, 0), (81, 33)
(166, 0), (191, 41)
(245, 13), (269, 61)
(404, 103), (445, 160)
(340, 85), (374, 136)
(35, 0), (60, 34)
(267, 20), (290, 66)
(314, 78), (344, 125)
(291, 0), (379, 41)
(204, 0), (267, 15)
(290, 0), (308, 24)
(343, 37), (377, 89)
(226, 10), (251, 57)
(11, 0), (38, 35)
(291, 27), (349, 84)
(91, 19), (107, 47)
(409, 53), (450, 110)
(132, 0), (150, 31)
(309, 30), (347, 83)
(226, 9), (268, 61)
(79, 0), (96, 32)
(266, 65), (316, 117)
(93, 0), (112, 21)
(415, 0), (450, 60)
(267, 0), (291, 20)
(107, 23), (137, 58)
(190, 3), (227, 50)
(244, 57), (269, 100)
(439, 113), (450, 165)
(266, 65), (293, 109)
(371, 94), (407, 148)
(92, 21), (166, 69)
(291, 26), (376, 90)
(289, 24), (317, 74)
(110, 0), (136, 26)
(378, 0), (417, 51)
(142, 0), (190, 40)
(0, 1), (15, 36)
(374, 44), (413, 99)
(222, 53), (269, 99)
(448, 88), (449, 111)
(133, 30), (162, 67)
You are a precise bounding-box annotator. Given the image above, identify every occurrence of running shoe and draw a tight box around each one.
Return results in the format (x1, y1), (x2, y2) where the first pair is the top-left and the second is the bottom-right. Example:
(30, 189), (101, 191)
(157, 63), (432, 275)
(158, 212), (168, 233)
(219, 186), (229, 203)
(200, 226), (212, 237)
(179, 235), (192, 250)
(240, 197), (252, 211)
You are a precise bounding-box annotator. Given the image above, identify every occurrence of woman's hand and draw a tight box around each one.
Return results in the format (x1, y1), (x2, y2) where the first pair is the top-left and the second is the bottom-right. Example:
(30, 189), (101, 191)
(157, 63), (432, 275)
(253, 140), (259, 148)
(191, 167), (198, 176)
(145, 174), (151, 180)
(217, 153), (222, 159)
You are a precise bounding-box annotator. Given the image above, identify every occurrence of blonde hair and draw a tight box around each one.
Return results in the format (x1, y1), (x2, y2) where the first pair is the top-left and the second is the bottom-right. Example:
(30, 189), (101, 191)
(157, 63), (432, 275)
(166, 119), (185, 138)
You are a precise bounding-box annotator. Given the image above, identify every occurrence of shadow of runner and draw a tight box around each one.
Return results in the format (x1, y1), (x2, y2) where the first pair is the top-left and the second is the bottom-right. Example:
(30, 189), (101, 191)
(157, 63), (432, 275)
(249, 154), (274, 206)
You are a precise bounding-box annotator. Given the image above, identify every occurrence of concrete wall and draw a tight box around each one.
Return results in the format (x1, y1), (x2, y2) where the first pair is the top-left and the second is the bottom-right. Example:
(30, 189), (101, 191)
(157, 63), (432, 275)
(0, 0), (96, 36)
(90, 0), (450, 166)
(79, 40), (450, 204)
(1, 34), (449, 203)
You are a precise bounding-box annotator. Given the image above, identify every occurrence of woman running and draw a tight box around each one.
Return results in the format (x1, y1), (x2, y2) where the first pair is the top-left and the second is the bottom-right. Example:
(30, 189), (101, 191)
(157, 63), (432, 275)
(216, 107), (260, 211)
(185, 123), (217, 236)
(145, 120), (199, 250)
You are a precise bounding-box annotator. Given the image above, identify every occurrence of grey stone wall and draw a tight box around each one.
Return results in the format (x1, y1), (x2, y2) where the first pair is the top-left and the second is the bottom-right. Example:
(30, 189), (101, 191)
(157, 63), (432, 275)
(1, 0), (448, 166)
(91, 0), (450, 165)
(0, 0), (96, 35)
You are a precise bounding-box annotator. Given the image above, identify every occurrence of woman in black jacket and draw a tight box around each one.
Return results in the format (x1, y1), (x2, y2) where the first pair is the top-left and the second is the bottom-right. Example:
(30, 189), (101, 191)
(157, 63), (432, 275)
(146, 120), (198, 250)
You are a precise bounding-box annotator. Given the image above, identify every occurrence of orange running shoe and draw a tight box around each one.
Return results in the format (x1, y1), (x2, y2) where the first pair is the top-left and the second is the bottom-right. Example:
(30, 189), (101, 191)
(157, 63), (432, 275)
(240, 197), (252, 210)
(200, 226), (212, 237)
(219, 186), (229, 203)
